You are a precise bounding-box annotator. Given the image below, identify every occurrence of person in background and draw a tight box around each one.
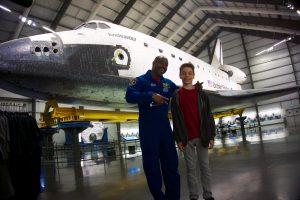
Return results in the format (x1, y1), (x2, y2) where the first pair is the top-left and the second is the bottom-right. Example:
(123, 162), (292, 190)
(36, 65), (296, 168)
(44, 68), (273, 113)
(125, 55), (180, 200)
(171, 62), (216, 200)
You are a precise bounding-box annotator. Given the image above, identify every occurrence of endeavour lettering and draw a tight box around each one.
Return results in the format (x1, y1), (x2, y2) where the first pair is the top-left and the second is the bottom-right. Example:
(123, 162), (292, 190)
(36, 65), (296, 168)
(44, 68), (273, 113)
(108, 33), (136, 41)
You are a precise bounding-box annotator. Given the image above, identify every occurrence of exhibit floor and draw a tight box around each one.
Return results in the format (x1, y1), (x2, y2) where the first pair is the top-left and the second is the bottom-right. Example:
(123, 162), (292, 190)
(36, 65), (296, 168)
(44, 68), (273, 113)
(38, 127), (300, 200)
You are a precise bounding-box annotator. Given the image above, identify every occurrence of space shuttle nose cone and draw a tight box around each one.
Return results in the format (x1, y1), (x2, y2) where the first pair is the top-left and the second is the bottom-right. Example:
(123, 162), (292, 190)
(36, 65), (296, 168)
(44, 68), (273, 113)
(0, 38), (32, 72)
(0, 37), (32, 59)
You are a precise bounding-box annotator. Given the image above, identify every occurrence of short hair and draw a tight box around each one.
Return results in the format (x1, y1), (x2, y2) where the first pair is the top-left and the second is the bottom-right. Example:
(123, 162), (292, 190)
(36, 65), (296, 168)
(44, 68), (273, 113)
(180, 62), (195, 74)
(153, 55), (168, 66)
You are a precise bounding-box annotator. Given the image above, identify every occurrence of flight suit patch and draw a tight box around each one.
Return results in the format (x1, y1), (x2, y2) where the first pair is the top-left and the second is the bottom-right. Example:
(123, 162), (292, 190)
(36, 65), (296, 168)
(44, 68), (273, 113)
(162, 83), (170, 92)
(129, 78), (136, 86)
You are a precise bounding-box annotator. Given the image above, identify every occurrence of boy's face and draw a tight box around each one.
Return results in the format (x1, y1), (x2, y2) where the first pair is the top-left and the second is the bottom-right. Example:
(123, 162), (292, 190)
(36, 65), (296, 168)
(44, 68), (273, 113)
(180, 67), (194, 85)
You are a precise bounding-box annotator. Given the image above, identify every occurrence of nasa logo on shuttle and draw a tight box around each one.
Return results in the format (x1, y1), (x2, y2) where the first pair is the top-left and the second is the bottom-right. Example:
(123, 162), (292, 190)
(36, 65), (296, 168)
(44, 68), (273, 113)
(207, 80), (213, 88)
(162, 83), (170, 92)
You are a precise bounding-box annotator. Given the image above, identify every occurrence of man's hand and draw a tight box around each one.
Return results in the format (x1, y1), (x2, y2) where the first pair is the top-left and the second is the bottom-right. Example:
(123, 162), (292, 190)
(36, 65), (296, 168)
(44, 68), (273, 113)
(152, 93), (169, 105)
(208, 140), (214, 149)
(194, 81), (203, 91)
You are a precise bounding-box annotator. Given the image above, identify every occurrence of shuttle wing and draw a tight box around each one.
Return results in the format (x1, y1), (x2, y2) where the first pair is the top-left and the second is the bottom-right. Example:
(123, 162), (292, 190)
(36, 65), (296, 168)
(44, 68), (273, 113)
(206, 85), (300, 113)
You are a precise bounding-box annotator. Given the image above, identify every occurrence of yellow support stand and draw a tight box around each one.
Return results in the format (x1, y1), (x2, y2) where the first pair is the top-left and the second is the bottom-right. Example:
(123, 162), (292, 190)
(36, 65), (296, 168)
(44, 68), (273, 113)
(39, 100), (245, 127)
(213, 108), (245, 119)
(40, 100), (139, 127)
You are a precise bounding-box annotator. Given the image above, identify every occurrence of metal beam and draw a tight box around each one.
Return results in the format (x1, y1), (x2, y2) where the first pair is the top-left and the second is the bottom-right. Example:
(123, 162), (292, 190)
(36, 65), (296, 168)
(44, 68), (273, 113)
(187, 22), (300, 53)
(166, 5), (296, 43)
(193, 25), (300, 57)
(286, 42), (300, 103)
(50, 0), (72, 30)
(221, 27), (300, 44)
(150, 0), (186, 37)
(134, 0), (166, 31)
(214, 0), (284, 5)
(209, 14), (300, 31)
(87, 0), (107, 21)
(175, 15), (208, 48)
(200, 6), (297, 17)
(192, 29), (221, 57)
(113, 0), (137, 24)
(166, 6), (203, 43)
(11, 0), (34, 39)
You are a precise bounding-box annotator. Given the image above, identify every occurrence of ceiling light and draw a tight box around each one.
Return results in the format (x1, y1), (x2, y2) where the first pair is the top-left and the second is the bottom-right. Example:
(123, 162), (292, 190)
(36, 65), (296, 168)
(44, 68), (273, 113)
(21, 16), (26, 22)
(42, 26), (55, 33)
(285, 0), (300, 12)
(255, 36), (293, 56)
(0, 5), (11, 12)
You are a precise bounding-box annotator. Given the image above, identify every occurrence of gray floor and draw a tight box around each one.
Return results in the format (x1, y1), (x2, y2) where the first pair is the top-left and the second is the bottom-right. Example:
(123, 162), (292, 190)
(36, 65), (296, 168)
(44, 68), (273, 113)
(38, 127), (300, 200)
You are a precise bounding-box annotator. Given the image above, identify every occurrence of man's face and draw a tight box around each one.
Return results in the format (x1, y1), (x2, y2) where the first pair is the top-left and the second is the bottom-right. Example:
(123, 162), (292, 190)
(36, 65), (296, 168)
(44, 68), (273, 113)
(152, 57), (168, 77)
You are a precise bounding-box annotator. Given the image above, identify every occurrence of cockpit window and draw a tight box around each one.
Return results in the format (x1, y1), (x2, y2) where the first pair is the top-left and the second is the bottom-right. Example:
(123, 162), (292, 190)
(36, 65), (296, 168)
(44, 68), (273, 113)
(98, 23), (110, 29)
(74, 22), (110, 30)
(84, 22), (97, 29)
(74, 23), (85, 30)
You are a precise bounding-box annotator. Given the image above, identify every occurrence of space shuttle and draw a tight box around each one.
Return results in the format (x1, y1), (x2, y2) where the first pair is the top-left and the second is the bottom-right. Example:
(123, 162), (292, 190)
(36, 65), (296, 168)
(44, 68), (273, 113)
(0, 20), (299, 113)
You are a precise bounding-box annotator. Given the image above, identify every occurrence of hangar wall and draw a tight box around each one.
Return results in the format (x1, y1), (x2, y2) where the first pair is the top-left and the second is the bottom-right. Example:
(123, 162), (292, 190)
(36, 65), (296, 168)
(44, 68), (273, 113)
(199, 31), (300, 129)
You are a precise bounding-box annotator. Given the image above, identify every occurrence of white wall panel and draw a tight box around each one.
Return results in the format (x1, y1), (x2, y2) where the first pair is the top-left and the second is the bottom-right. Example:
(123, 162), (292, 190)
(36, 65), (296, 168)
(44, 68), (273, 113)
(218, 31), (240, 43)
(295, 62), (300, 72)
(71, 0), (94, 10)
(258, 102), (282, 111)
(258, 92), (299, 106)
(242, 83), (253, 89)
(289, 43), (300, 54)
(245, 38), (274, 51)
(291, 54), (300, 63)
(223, 46), (244, 58)
(281, 99), (300, 109)
(230, 60), (248, 69)
(248, 49), (289, 66)
(250, 57), (291, 74)
(243, 35), (261, 43)
(252, 66), (293, 81)
(223, 53), (245, 64)
(253, 74), (295, 88)
(295, 71), (300, 80)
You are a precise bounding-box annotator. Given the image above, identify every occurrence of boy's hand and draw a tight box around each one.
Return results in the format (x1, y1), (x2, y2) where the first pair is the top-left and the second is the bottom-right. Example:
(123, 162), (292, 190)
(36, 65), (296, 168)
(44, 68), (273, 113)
(194, 81), (203, 91)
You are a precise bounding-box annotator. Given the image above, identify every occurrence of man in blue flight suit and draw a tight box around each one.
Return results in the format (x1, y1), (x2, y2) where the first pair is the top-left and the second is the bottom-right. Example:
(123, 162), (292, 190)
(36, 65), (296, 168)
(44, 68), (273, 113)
(126, 55), (180, 200)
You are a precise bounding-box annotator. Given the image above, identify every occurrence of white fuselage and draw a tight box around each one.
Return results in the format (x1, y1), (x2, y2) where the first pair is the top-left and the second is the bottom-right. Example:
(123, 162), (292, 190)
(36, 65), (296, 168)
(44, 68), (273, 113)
(33, 20), (242, 91)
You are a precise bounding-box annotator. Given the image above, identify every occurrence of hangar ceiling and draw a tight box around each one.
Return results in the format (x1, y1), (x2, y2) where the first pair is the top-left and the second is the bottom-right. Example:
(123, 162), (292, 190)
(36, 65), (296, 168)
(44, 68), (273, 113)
(0, 0), (300, 59)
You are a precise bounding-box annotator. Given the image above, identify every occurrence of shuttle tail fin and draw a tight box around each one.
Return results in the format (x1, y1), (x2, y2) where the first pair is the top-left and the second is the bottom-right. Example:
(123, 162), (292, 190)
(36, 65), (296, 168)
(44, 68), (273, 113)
(210, 38), (223, 68)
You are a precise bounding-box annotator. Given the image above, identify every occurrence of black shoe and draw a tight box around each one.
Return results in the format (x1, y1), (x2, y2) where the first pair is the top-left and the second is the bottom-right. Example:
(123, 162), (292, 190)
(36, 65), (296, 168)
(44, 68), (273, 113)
(204, 198), (215, 200)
